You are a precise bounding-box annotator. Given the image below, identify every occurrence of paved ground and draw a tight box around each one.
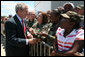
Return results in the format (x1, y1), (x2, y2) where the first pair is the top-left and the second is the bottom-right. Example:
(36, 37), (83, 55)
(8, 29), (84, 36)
(1, 44), (6, 56)
(1, 23), (6, 56)
(1, 35), (6, 56)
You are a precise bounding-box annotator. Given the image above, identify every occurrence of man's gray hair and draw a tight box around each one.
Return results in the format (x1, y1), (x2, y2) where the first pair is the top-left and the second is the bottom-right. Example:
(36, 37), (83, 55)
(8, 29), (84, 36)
(15, 3), (28, 13)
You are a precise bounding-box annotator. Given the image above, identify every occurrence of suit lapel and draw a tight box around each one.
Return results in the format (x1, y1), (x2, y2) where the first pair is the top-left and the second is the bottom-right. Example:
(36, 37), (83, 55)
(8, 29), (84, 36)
(13, 15), (24, 34)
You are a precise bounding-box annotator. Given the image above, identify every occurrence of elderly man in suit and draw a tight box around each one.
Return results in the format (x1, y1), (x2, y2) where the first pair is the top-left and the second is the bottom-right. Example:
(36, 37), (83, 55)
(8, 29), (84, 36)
(5, 3), (40, 56)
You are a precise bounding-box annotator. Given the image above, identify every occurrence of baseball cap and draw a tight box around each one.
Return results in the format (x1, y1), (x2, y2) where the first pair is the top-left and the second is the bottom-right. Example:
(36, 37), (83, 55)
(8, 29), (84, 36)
(61, 11), (81, 24)
(61, 11), (78, 19)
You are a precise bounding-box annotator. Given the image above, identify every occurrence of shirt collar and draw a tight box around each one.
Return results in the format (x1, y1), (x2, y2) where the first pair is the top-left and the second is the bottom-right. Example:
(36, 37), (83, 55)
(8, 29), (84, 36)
(58, 27), (76, 36)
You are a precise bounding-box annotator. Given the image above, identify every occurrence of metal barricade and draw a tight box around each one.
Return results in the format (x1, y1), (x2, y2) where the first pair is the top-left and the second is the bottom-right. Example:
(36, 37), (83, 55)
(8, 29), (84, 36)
(29, 41), (53, 56)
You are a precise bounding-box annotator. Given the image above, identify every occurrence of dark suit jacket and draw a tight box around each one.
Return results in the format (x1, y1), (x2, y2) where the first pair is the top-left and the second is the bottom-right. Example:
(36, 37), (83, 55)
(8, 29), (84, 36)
(5, 15), (29, 56)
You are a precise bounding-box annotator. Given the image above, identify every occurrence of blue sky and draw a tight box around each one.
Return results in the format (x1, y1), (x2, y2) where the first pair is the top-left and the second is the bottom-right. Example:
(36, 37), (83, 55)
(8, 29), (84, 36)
(1, 1), (34, 16)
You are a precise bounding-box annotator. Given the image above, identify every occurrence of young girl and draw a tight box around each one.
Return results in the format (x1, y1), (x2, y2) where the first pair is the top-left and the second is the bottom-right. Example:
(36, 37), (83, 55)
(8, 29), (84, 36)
(50, 11), (84, 56)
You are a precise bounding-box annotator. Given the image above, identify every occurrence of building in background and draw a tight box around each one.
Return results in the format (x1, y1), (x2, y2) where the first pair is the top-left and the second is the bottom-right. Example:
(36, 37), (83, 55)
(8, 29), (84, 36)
(34, 1), (84, 13)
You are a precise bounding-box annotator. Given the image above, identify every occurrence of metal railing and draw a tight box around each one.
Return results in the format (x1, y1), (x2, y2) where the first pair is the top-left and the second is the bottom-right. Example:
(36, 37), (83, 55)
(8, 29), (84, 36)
(29, 41), (53, 56)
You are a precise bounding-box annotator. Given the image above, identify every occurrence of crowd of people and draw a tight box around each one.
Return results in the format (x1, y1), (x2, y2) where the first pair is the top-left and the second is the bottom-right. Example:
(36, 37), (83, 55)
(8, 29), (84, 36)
(1, 15), (12, 24)
(25, 2), (84, 56)
(4, 2), (84, 56)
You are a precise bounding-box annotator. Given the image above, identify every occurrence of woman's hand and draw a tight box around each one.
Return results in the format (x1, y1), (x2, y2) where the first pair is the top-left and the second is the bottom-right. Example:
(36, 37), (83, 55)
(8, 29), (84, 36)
(29, 27), (35, 34)
(37, 33), (48, 37)
(27, 32), (33, 39)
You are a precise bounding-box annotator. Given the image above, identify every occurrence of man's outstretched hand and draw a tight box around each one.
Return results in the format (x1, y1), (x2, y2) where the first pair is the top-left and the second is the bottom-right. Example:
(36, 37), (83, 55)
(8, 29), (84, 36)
(28, 38), (41, 44)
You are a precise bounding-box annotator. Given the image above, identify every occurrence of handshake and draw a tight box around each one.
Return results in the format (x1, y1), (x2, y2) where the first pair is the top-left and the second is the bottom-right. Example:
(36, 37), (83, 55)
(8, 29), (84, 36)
(28, 38), (41, 45)
(26, 27), (41, 45)
(27, 27), (55, 45)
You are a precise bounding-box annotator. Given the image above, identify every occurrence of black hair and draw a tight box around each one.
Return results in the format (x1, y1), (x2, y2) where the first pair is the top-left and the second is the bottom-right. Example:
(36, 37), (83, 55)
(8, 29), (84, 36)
(51, 10), (62, 22)
(70, 15), (81, 29)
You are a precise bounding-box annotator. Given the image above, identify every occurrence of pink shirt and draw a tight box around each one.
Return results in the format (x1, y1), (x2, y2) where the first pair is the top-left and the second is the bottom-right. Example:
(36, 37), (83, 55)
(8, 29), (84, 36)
(56, 27), (84, 51)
